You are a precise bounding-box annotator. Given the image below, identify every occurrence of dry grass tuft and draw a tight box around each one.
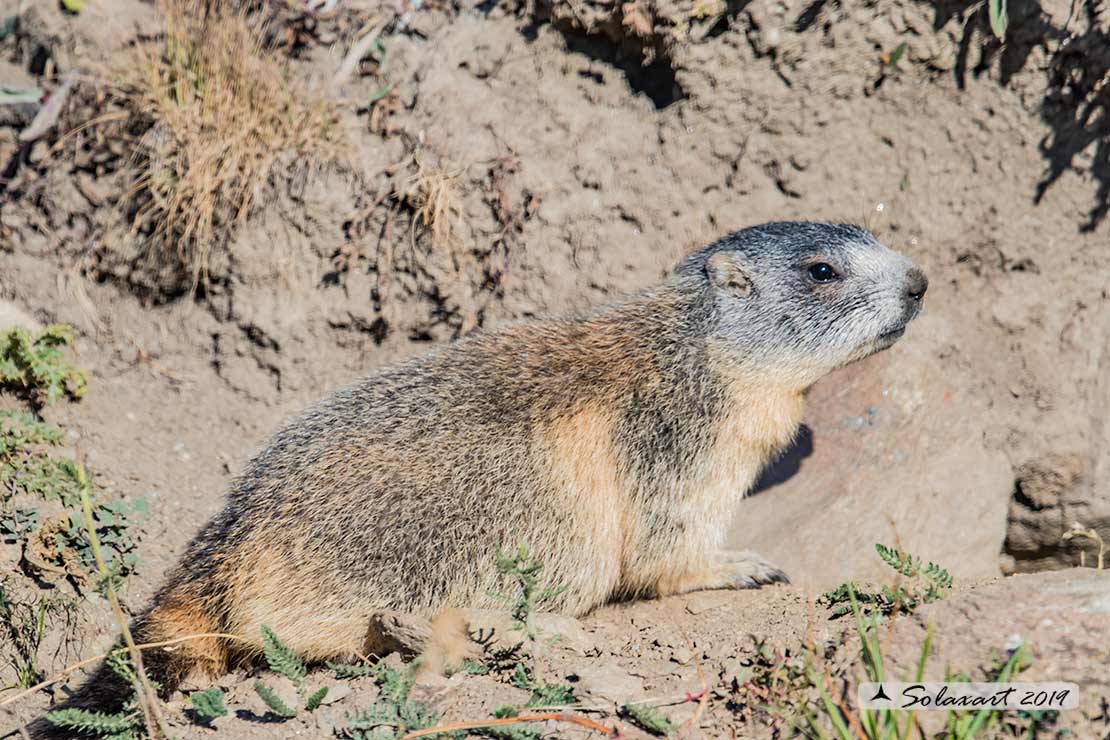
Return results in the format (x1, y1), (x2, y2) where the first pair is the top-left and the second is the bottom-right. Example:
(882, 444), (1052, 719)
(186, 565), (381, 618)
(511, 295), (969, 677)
(399, 153), (464, 254)
(118, 0), (341, 293)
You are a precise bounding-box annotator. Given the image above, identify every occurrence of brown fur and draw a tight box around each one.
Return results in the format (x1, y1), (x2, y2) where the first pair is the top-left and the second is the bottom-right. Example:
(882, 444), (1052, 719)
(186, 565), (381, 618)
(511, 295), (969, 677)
(45, 222), (924, 728)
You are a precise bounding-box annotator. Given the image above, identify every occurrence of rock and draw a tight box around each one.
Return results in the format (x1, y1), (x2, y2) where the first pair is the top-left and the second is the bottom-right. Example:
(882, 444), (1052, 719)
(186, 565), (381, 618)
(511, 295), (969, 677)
(1003, 453), (1092, 572)
(1014, 454), (1085, 510)
(730, 313), (1011, 590)
(670, 645), (693, 664)
(314, 707), (344, 734)
(532, 613), (596, 654)
(366, 610), (433, 657)
(460, 609), (595, 655)
(573, 661), (645, 705)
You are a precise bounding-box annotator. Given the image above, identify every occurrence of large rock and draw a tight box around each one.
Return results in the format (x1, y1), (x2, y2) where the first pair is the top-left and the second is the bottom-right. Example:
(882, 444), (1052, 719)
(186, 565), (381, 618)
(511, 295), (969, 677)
(728, 312), (1012, 592)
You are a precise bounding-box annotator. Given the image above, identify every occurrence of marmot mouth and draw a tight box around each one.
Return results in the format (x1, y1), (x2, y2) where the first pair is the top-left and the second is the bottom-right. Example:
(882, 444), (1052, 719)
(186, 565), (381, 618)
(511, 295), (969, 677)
(872, 326), (906, 351)
(879, 326), (906, 342)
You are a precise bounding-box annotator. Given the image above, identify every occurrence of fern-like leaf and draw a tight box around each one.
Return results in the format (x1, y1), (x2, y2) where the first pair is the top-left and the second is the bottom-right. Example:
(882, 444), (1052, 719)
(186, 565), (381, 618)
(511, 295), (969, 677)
(304, 685), (329, 712)
(623, 702), (676, 736)
(260, 624), (306, 687)
(526, 681), (575, 706)
(46, 707), (137, 736)
(328, 660), (378, 679)
(376, 662), (415, 705)
(923, 561), (953, 589)
(479, 724), (542, 740)
(875, 543), (920, 577)
(462, 659), (490, 675)
(105, 651), (137, 685)
(344, 699), (443, 738)
(190, 686), (229, 720)
(254, 680), (297, 718)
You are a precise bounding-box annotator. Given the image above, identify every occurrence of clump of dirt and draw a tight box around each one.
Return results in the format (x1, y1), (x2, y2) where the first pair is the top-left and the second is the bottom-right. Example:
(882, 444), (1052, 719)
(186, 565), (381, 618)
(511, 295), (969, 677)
(1003, 453), (1109, 572)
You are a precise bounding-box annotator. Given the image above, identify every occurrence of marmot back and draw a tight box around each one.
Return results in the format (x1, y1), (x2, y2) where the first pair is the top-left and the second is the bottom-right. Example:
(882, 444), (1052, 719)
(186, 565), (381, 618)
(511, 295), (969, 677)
(56, 221), (928, 716)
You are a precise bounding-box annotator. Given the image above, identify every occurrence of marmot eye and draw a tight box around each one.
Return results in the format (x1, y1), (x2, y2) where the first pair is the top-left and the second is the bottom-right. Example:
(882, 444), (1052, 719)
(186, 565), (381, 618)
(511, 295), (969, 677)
(808, 263), (839, 282)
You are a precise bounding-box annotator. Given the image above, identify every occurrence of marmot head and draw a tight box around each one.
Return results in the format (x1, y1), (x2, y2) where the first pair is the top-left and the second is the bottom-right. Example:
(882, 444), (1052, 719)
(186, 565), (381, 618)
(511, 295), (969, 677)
(675, 221), (928, 389)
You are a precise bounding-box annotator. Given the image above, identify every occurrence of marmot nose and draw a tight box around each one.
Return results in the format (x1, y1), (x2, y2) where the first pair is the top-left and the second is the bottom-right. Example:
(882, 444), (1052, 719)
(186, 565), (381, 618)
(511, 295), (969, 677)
(905, 268), (928, 302)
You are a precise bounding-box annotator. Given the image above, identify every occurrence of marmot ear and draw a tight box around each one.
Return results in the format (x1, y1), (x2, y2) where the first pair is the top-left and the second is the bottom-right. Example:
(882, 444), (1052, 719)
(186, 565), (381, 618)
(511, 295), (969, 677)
(706, 251), (754, 298)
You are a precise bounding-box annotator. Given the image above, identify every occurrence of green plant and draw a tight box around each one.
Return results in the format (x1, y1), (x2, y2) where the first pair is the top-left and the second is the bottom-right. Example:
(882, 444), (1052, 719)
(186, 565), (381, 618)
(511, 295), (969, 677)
(0, 411), (145, 591)
(45, 653), (145, 738)
(988, 0), (1007, 39)
(253, 624), (328, 718)
(622, 702), (677, 736)
(329, 659), (379, 679)
(59, 497), (148, 591)
(509, 662), (575, 707)
(343, 699), (447, 740)
(824, 545), (952, 618)
(489, 544), (565, 639)
(342, 661), (453, 739)
(189, 686), (229, 722)
(0, 325), (87, 407)
(0, 410), (62, 455)
(728, 637), (811, 730)
(261, 623), (306, 685)
(805, 585), (1030, 740)
(45, 707), (139, 738)
(0, 411), (81, 506)
(461, 658), (490, 675)
(0, 507), (38, 543)
(875, 545), (953, 594)
(882, 42), (908, 70)
(374, 661), (417, 705)
(0, 577), (77, 691)
(254, 680), (297, 718)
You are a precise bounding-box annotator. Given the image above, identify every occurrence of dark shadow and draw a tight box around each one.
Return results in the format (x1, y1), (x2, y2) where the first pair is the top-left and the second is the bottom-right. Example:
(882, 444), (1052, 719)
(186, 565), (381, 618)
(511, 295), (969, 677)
(749, 424), (814, 496)
(1034, 9), (1110, 232)
(235, 708), (291, 724)
(556, 26), (685, 109)
(794, 0), (832, 32)
(0, 141), (31, 192)
(493, 1), (775, 109)
(795, 0), (1110, 233)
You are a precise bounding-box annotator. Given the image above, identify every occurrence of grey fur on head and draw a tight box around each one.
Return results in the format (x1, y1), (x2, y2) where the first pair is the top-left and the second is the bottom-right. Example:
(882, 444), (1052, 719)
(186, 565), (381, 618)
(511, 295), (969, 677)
(673, 221), (926, 388)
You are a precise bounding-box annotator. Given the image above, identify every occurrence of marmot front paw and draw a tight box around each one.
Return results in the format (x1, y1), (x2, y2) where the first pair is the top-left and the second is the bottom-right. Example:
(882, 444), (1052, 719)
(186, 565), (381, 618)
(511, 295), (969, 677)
(714, 549), (790, 588)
